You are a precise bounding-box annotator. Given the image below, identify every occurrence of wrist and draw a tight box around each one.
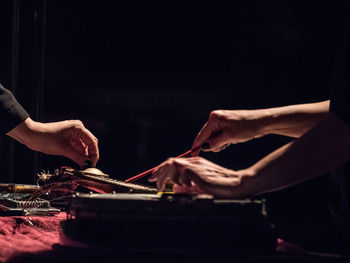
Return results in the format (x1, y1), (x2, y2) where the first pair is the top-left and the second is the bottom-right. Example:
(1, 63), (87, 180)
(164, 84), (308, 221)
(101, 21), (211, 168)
(226, 168), (259, 198)
(240, 168), (260, 195)
(7, 118), (42, 148)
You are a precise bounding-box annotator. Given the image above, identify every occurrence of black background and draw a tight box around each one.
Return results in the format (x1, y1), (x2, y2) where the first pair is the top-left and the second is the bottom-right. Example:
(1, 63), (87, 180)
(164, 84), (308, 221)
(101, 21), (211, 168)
(0, 1), (338, 228)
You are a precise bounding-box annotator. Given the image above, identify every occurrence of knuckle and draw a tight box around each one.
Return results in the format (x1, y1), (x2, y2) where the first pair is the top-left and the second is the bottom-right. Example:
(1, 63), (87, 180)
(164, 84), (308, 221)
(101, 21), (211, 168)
(210, 110), (223, 119)
(231, 175), (242, 186)
(190, 156), (201, 163)
(171, 159), (183, 168)
(72, 120), (84, 127)
(209, 110), (219, 119)
(165, 158), (175, 167)
(167, 157), (175, 163)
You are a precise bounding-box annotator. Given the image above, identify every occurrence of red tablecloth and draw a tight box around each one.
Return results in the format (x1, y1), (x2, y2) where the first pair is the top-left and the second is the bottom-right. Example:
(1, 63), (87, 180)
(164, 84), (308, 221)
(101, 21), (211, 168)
(1, 212), (339, 263)
(0, 213), (65, 263)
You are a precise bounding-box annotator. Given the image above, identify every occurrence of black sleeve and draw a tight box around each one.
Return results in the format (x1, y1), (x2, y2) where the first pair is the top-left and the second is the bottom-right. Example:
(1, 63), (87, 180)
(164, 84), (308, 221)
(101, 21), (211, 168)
(0, 83), (29, 135)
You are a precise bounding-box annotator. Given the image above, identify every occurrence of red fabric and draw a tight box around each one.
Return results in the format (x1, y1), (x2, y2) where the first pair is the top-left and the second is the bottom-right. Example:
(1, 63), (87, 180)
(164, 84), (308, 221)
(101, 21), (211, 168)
(0, 213), (65, 262)
(0, 212), (303, 262)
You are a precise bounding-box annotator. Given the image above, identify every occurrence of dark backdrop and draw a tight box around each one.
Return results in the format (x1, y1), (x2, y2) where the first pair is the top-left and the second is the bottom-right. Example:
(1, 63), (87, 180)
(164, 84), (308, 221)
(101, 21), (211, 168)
(44, 0), (332, 176)
(0, 1), (336, 222)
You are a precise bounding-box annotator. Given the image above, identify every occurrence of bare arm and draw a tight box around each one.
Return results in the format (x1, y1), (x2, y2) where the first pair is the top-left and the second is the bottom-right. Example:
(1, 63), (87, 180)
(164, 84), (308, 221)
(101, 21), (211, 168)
(7, 117), (99, 167)
(192, 100), (330, 154)
(237, 112), (350, 197)
(258, 100), (330, 138)
(150, 111), (350, 198)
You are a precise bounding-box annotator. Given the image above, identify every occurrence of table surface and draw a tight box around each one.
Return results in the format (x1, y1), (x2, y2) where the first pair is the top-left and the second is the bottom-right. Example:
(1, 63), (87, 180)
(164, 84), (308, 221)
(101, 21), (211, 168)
(0, 213), (348, 263)
(0, 213), (64, 262)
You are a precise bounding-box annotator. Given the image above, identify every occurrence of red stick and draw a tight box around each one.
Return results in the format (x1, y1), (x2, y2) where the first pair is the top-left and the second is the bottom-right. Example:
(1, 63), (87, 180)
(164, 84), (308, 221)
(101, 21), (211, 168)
(124, 146), (201, 183)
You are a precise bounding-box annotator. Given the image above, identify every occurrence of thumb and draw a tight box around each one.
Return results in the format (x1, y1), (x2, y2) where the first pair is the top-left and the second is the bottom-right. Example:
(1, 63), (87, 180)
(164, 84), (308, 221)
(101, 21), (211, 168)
(208, 132), (231, 152)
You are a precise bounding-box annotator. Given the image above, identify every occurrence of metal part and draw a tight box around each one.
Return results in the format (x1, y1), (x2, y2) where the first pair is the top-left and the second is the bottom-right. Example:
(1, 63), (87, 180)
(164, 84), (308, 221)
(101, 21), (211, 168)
(0, 192), (60, 216)
(38, 167), (158, 194)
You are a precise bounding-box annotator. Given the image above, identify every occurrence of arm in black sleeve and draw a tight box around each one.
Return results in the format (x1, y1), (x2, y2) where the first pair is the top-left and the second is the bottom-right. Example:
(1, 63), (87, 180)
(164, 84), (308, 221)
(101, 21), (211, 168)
(0, 83), (29, 135)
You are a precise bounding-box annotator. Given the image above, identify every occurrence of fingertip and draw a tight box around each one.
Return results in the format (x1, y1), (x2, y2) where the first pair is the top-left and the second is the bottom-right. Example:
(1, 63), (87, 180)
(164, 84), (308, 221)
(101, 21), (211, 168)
(82, 128), (100, 156)
(191, 142), (205, 156)
(90, 153), (99, 168)
(190, 151), (199, 157)
(156, 181), (161, 191)
(157, 178), (166, 192)
(148, 176), (156, 182)
(173, 184), (186, 193)
(89, 148), (99, 160)
(148, 171), (158, 182)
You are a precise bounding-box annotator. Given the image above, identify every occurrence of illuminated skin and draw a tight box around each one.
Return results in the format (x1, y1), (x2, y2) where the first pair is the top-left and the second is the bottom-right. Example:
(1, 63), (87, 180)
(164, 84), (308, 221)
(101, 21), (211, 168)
(192, 101), (331, 154)
(149, 100), (350, 198)
(7, 117), (99, 167)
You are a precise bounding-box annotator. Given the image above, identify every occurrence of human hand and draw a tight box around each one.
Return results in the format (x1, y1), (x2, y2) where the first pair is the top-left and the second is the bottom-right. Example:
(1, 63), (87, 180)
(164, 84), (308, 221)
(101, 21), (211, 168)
(148, 156), (248, 198)
(192, 110), (266, 155)
(7, 118), (99, 167)
(172, 183), (204, 195)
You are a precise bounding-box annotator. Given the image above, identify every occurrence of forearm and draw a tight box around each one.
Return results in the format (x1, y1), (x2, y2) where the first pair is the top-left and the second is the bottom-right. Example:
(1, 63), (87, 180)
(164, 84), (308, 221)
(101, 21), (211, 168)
(7, 118), (44, 151)
(237, 112), (350, 197)
(7, 117), (99, 166)
(255, 100), (330, 138)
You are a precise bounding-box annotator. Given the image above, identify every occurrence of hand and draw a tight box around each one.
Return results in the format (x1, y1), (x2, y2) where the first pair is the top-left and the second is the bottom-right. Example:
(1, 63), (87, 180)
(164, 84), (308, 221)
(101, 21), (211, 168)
(192, 110), (266, 155)
(148, 156), (248, 198)
(7, 118), (99, 167)
(172, 182), (204, 194)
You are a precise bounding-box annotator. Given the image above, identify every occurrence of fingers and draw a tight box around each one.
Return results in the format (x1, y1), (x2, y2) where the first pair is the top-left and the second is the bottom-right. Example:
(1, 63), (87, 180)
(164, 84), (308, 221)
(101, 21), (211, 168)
(178, 170), (192, 186)
(173, 184), (188, 193)
(62, 143), (90, 167)
(63, 120), (99, 167)
(192, 132), (231, 155)
(149, 158), (192, 191)
(173, 184), (194, 194)
(192, 111), (228, 156)
(192, 122), (211, 156)
(79, 127), (99, 167)
(204, 131), (232, 152)
(155, 164), (172, 191)
(173, 183), (201, 194)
